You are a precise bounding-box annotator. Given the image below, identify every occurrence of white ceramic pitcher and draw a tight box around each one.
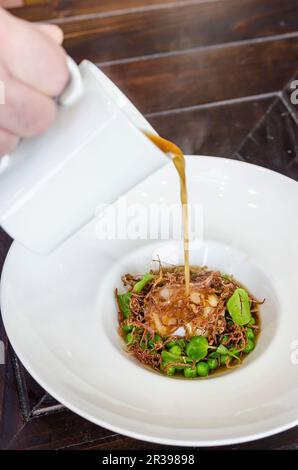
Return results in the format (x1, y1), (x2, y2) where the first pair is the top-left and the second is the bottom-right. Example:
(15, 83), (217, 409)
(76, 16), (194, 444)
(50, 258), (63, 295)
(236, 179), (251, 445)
(0, 58), (169, 253)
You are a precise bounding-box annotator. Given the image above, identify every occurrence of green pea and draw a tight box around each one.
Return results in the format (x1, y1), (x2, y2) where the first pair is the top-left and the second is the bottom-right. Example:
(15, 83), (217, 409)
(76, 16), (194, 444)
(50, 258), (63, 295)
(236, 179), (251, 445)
(125, 333), (134, 344)
(177, 338), (186, 349)
(122, 324), (133, 332)
(161, 362), (175, 376)
(184, 366), (197, 378)
(148, 340), (155, 349)
(243, 339), (255, 353)
(166, 366), (176, 376)
(246, 328), (255, 339)
(169, 345), (182, 356)
(197, 362), (209, 377)
(154, 334), (162, 342)
(248, 316), (256, 326)
(207, 358), (218, 370)
(220, 354), (228, 366)
(166, 340), (178, 349)
(208, 351), (218, 359)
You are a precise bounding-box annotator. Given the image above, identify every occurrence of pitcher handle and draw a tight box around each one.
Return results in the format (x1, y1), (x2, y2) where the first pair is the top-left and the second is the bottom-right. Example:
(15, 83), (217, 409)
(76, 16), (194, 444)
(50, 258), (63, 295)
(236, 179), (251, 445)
(58, 56), (84, 106)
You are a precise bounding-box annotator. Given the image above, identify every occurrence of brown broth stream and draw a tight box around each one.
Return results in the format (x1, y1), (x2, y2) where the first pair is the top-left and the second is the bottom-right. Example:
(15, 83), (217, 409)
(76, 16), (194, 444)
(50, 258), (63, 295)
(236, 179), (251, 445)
(144, 132), (190, 296)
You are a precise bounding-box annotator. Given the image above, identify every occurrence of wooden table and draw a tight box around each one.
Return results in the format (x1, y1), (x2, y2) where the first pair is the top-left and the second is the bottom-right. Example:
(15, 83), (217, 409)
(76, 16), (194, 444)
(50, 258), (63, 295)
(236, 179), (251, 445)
(1, 0), (298, 450)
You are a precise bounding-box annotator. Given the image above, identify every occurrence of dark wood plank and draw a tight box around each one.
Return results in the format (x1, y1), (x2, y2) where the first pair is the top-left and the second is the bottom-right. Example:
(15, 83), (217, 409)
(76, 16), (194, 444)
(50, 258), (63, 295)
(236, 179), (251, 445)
(5, 408), (115, 450)
(72, 436), (173, 450)
(236, 98), (298, 179)
(99, 36), (298, 114)
(148, 96), (275, 156)
(0, 230), (24, 449)
(11, 352), (51, 416)
(0, 230), (13, 428)
(0, 343), (25, 449)
(220, 426), (298, 450)
(9, 0), (194, 22)
(59, 426), (298, 450)
(62, 0), (298, 64)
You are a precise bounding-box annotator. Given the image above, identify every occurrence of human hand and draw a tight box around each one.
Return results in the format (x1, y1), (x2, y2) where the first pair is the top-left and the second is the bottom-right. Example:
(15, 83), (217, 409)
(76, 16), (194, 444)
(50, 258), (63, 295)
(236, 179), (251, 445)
(0, 8), (69, 156)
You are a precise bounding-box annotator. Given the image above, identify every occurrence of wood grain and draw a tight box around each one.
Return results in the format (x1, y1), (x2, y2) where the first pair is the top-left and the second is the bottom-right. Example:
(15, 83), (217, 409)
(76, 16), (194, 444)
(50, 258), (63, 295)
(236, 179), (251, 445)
(62, 0), (298, 64)
(0, 231), (13, 427)
(236, 98), (298, 178)
(5, 408), (114, 450)
(147, 96), (275, 156)
(0, 345), (24, 449)
(63, 426), (298, 450)
(99, 36), (298, 114)
(9, 0), (201, 22)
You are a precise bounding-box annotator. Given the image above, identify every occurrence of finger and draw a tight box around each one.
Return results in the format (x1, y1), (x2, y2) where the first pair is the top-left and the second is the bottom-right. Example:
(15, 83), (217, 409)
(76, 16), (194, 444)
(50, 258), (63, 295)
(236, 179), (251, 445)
(0, 71), (57, 138)
(0, 128), (19, 156)
(34, 24), (64, 45)
(0, 9), (69, 97)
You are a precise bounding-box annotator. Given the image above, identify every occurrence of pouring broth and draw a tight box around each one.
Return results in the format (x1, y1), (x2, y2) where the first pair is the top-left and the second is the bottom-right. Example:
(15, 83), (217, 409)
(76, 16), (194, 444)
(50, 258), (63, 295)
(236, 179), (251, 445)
(144, 132), (190, 296)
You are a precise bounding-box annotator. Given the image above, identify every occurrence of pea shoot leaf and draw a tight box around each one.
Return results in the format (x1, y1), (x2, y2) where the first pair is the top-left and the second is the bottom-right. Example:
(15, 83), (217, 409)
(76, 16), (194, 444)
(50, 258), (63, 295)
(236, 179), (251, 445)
(217, 344), (229, 355)
(186, 336), (209, 361)
(161, 351), (192, 368)
(217, 344), (240, 362)
(227, 288), (251, 325)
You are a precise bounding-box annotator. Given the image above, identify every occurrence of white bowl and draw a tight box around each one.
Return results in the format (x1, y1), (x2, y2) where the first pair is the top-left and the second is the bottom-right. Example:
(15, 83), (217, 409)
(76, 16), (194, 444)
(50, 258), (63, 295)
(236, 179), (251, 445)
(1, 156), (298, 446)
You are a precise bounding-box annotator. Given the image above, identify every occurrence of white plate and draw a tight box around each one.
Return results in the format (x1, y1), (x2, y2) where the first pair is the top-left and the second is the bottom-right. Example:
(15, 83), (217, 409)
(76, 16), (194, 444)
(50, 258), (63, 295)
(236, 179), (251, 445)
(1, 156), (298, 446)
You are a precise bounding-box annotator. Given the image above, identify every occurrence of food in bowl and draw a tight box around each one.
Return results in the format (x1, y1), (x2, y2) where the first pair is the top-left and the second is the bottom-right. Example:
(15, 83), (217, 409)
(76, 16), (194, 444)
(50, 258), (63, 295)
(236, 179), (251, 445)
(115, 265), (262, 378)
